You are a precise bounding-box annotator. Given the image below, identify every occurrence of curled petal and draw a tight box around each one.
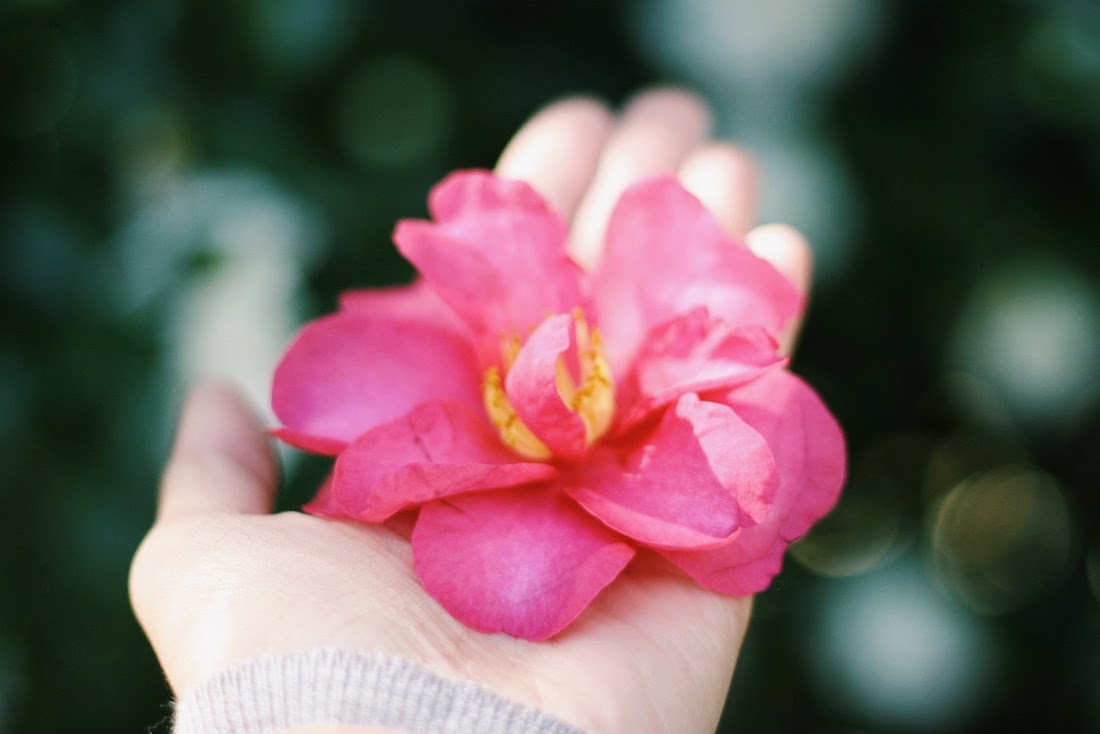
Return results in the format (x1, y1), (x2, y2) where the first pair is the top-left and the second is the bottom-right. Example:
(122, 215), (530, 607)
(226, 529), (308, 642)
(504, 313), (589, 461)
(302, 474), (346, 517)
(272, 312), (481, 449)
(331, 401), (557, 522)
(661, 371), (846, 595)
(271, 427), (348, 456)
(567, 394), (777, 550)
(620, 308), (786, 429)
(393, 171), (588, 350)
(593, 177), (802, 372)
(413, 486), (635, 640)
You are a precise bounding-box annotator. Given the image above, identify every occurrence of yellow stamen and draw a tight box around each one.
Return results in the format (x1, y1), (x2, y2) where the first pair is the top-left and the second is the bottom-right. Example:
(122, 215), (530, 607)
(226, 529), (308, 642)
(482, 311), (616, 460)
(482, 365), (552, 461)
(572, 326), (615, 442)
(500, 331), (522, 371)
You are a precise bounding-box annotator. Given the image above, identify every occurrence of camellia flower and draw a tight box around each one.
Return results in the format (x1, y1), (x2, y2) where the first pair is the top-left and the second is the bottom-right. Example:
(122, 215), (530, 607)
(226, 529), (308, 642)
(272, 170), (846, 640)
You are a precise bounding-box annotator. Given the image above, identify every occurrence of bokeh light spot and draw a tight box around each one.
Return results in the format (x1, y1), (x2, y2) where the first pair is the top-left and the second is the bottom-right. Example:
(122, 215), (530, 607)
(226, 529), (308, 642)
(930, 465), (1074, 615)
(1017, 5), (1100, 125)
(243, 0), (364, 78)
(114, 170), (325, 413)
(923, 428), (1029, 504)
(633, 0), (883, 93)
(792, 434), (925, 577)
(949, 254), (1100, 431)
(332, 56), (452, 168)
(809, 559), (998, 730)
(744, 135), (861, 285)
(112, 105), (190, 193)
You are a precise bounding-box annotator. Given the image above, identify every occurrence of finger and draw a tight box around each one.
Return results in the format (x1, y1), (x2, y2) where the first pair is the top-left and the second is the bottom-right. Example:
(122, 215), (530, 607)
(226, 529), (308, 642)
(494, 97), (613, 223)
(157, 381), (279, 522)
(570, 88), (712, 270)
(678, 142), (758, 237)
(745, 224), (814, 356)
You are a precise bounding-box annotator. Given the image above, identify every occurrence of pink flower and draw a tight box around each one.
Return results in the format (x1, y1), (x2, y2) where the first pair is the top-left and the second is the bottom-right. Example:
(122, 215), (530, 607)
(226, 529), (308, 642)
(272, 170), (846, 640)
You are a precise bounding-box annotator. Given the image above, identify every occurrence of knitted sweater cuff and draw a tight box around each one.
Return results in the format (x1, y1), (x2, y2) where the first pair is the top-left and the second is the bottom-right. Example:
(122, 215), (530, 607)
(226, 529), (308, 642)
(172, 648), (587, 734)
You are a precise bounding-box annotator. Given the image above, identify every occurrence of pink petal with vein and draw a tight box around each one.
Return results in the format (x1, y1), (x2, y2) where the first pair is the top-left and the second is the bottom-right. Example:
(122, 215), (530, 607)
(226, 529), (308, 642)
(504, 313), (589, 461)
(662, 371), (846, 595)
(393, 171), (587, 349)
(413, 486), (635, 640)
(619, 308), (786, 429)
(332, 401), (557, 522)
(272, 312), (481, 447)
(567, 394), (776, 550)
(593, 177), (802, 372)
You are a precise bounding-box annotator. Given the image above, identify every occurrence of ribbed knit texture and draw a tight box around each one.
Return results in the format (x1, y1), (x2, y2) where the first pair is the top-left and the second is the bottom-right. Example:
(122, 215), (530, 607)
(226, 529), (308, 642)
(172, 648), (588, 734)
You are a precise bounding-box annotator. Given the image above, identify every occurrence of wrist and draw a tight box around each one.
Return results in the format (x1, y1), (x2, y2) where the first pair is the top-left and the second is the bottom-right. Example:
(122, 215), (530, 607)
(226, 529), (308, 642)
(275, 729), (404, 734)
(173, 648), (587, 734)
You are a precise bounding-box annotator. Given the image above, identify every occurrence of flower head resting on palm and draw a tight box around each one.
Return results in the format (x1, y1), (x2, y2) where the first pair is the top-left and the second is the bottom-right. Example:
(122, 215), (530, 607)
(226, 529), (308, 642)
(271, 170), (846, 641)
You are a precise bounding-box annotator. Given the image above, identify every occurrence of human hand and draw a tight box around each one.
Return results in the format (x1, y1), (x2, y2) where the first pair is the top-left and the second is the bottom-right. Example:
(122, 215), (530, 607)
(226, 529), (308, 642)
(129, 89), (813, 734)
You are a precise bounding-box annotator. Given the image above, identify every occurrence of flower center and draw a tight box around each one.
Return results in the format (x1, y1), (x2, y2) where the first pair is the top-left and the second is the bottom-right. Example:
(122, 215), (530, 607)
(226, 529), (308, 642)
(482, 310), (615, 461)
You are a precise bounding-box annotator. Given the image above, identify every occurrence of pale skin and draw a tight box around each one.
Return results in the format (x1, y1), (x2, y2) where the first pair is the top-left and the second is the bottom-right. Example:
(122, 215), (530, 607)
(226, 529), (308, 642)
(129, 89), (814, 734)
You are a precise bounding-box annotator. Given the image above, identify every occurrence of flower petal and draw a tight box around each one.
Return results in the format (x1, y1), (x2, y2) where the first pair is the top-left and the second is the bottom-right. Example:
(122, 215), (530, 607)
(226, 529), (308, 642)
(593, 177), (802, 371)
(661, 371), (846, 595)
(331, 401), (557, 522)
(271, 427), (348, 456)
(301, 474), (347, 517)
(619, 307), (786, 429)
(272, 312), (481, 448)
(504, 312), (589, 461)
(566, 393), (776, 550)
(339, 280), (467, 337)
(412, 486), (636, 640)
(393, 170), (587, 347)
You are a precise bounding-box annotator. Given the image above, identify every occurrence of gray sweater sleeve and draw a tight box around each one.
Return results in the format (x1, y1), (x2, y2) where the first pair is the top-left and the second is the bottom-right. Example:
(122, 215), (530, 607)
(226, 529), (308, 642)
(171, 648), (588, 734)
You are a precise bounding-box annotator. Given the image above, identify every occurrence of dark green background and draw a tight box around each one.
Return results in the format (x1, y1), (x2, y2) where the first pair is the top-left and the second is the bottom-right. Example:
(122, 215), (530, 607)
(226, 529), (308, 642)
(2, 0), (1098, 732)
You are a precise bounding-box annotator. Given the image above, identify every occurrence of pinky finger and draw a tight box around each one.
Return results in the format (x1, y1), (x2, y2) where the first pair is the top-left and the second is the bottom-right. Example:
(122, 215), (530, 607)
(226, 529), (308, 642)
(745, 224), (814, 356)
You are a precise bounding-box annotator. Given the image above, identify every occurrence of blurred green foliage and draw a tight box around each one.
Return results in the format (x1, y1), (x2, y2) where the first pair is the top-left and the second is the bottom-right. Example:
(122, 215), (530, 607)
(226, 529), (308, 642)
(1, 0), (1098, 732)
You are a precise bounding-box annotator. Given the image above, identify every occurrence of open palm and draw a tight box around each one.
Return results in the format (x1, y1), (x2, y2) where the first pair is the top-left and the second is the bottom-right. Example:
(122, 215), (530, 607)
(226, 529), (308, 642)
(130, 89), (813, 734)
